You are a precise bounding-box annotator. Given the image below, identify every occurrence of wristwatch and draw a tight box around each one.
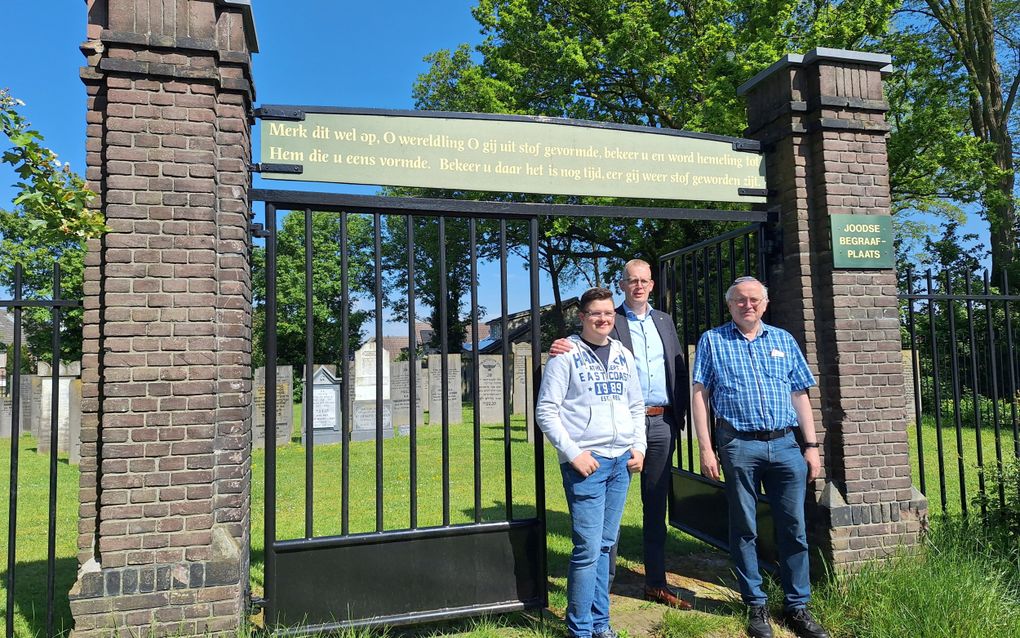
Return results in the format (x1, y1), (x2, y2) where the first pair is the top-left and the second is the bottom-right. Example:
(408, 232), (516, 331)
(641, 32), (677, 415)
(802, 442), (820, 449)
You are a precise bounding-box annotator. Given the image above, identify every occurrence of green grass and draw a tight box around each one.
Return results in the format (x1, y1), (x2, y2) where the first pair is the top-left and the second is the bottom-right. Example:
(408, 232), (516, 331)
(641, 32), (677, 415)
(908, 416), (1019, 516)
(810, 519), (1020, 638)
(250, 404), (709, 616)
(0, 436), (79, 638)
(3, 402), (1020, 637)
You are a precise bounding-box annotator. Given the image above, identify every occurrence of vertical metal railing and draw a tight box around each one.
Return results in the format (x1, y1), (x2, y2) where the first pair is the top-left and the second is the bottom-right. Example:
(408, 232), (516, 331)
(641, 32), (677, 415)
(264, 203), (279, 621)
(1, 262), (82, 638)
(900, 268), (1020, 517)
(658, 223), (765, 474)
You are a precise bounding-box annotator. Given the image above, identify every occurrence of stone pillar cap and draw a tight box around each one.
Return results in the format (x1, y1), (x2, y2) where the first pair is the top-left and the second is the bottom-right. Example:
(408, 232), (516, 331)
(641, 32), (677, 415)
(218, 0), (259, 52)
(737, 47), (892, 96)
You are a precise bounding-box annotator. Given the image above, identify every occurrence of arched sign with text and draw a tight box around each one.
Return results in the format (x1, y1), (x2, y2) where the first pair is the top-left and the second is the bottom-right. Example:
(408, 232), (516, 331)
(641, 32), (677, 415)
(257, 107), (767, 204)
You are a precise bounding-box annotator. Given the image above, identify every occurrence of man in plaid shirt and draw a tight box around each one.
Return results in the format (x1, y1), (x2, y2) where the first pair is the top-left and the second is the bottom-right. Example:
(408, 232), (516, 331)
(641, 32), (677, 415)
(691, 276), (829, 638)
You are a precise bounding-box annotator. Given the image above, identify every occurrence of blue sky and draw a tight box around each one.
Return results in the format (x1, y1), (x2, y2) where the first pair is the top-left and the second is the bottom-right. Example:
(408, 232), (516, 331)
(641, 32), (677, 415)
(0, 1), (548, 334)
(0, 2), (993, 332)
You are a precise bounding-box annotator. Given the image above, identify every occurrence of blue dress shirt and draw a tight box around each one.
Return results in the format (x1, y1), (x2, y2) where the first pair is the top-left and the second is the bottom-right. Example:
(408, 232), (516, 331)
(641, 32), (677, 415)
(691, 321), (815, 432)
(624, 304), (670, 407)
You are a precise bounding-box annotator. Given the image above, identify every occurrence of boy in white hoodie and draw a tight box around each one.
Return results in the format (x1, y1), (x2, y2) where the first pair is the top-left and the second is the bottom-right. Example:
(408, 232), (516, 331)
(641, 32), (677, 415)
(537, 287), (647, 638)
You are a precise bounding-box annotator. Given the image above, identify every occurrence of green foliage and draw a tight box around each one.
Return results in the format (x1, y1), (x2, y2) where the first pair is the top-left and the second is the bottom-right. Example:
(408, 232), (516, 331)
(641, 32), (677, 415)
(0, 89), (102, 364)
(811, 519), (1020, 638)
(410, 1), (900, 325)
(976, 458), (1020, 541)
(251, 211), (374, 373)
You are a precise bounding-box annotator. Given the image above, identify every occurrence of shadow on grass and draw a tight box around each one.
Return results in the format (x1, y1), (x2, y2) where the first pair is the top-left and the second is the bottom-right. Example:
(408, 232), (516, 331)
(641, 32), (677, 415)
(1, 556), (78, 638)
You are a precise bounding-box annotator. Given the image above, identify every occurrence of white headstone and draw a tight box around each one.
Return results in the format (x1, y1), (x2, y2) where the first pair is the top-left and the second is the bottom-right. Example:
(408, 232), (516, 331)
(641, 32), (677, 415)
(301, 366), (343, 445)
(355, 342), (390, 401)
(477, 355), (505, 424)
(428, 354), (462, 425)
(253, 366), (295, 448)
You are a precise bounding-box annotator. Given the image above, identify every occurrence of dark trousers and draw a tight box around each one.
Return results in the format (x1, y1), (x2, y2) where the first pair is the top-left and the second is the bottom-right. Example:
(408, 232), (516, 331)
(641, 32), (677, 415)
(608, 412), (677, 588)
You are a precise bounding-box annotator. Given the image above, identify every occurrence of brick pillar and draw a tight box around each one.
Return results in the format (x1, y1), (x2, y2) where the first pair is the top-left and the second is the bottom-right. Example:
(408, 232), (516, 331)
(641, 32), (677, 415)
(739, 49), (927, 569)
(71, 1), (257, 634)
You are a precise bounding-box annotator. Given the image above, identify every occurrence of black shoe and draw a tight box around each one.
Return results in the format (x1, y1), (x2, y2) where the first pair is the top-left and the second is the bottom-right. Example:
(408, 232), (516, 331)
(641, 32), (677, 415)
(746, 605), (773, 638)
(592, 628), (618, 638)
(784, 608), (830, 638)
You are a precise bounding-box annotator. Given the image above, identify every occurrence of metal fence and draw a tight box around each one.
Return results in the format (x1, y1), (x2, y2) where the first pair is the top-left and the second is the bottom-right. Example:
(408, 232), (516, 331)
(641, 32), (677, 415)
(1, 263), (81, 638)
(900, 269), (1020, 518)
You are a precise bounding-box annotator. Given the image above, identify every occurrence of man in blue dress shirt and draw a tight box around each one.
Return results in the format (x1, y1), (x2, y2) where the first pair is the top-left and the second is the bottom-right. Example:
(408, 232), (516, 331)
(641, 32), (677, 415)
(691, 276), (829, 638)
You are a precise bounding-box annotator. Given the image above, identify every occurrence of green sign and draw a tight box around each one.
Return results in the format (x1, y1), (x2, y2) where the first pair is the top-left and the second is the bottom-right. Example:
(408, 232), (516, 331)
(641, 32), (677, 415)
(259, 109), (766, 204)
(830, 214), (894, 269)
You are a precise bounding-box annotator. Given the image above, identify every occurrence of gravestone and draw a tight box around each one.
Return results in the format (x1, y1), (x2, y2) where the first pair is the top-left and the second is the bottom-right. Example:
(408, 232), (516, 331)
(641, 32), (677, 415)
(428, 354), (462, 424)
(37, 361), (80, 455)
(477, 355), (505, 424)
(21, 375), (40, 439)
(419, 367), (429, 416)
(253, 365), (294, 448)
(391, 361), (424, 435)
(352, 343), (393, 440)
(512, 343), (529, 415)
(0, 396), (11, 439)
(525, 355), (535, 444)
(351, 399), (394, 441)
(302, 367), (343, 446)
(68, 379), (82, 465)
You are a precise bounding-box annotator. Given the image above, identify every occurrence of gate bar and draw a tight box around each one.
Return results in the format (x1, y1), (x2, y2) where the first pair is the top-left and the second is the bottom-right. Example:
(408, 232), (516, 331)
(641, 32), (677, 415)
(304, 208), (314, 538)
(265, 203), (279, 623)
(45, 265), (62, 637)
(529, 216), (548, 607)
(374, 212), (384, 532)
(439, 217), (450, 526)
(340, 214), (351, 534)
(407, 215), (418, 529)
(251, 190), (773, 222)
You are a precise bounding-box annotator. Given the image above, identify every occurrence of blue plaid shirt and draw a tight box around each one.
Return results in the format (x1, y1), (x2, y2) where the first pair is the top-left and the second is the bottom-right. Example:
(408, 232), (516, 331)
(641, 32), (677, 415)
(691, 321), (815, 432)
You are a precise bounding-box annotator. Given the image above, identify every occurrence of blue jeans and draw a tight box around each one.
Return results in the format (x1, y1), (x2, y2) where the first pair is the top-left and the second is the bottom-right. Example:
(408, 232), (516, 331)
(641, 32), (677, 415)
(560, 451), (632, 638)
(716, 427), (810, 610)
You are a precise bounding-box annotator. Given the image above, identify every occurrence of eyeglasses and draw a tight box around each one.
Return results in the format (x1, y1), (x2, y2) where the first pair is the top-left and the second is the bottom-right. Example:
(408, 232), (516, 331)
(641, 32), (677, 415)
(731, 297), (765, 307)
(583, 311), (615, 319)
(622, 278), (652, 287)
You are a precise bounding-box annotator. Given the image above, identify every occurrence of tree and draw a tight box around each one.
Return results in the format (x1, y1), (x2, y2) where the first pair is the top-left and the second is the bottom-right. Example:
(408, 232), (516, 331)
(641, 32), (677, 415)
(251, 210), (374, 373)
(381, 208), (500, 350)
(894, 0), (1019, 284)
(411, 1), (901, 329)
(0, 89), (104, 365)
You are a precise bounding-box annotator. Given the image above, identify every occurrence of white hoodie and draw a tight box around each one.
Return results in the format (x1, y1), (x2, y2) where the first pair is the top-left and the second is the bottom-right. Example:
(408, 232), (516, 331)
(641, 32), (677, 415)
(536, 335), (647, 464)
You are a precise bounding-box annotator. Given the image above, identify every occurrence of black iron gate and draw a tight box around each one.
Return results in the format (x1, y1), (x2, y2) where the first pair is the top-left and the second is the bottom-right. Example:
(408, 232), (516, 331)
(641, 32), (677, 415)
(658, 222), (776, 552)
(253, 191), (548, 633)
(251, 188), (773, 633)
(1, 263), (81, 638)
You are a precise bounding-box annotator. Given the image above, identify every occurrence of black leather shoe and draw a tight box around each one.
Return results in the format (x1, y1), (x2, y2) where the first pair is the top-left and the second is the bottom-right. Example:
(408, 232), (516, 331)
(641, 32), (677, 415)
(783, 608), (830, 638)
(747, 605), (773, 638)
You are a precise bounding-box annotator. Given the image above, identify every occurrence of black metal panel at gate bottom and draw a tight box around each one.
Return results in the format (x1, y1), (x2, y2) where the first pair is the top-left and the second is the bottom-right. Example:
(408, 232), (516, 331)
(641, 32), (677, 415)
(668, 459), (778, 565)
(267, 520), (544, 633)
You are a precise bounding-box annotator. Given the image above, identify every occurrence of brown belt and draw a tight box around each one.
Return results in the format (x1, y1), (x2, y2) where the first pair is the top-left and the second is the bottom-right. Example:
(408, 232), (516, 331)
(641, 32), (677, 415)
(645, 406), (671, 417)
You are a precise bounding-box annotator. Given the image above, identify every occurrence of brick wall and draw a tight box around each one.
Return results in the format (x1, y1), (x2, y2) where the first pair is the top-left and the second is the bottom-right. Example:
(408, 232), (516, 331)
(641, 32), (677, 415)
(71, 1), (257, 635)
(740, 49), (927, 570)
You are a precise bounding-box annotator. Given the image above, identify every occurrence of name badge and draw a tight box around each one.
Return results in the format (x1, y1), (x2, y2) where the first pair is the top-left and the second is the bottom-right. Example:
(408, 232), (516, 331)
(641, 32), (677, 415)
(770, 349), (785, 358)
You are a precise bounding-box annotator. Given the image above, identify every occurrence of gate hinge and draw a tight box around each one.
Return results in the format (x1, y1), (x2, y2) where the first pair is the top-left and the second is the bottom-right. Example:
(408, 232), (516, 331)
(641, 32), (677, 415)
(254, 163), (304, 175)
(248, 594), (266, 614)
(254, 106), (306, 121)
(249, 223), (270, 239)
